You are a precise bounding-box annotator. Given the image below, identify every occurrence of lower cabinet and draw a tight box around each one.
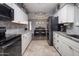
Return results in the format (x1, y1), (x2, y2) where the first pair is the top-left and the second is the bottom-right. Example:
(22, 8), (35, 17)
(53, 32), (79, 56)
(73, 50), (79, 56)
(60, 42), (73, 56)
(22, 32), (32, 55)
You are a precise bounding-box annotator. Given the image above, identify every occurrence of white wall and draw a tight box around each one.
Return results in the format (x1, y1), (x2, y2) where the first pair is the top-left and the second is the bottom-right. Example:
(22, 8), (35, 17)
(31, 19), (47, 34)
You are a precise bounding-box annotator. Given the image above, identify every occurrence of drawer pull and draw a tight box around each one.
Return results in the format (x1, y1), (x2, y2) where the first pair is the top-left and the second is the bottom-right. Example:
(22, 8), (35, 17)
(69, 46), (72, 49)
(57, 40), (59, 42)
(57, 35), (59, 37)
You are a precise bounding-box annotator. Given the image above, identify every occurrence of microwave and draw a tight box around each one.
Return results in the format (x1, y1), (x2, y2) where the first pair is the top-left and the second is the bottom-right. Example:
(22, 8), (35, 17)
(0, 4), (14, 21)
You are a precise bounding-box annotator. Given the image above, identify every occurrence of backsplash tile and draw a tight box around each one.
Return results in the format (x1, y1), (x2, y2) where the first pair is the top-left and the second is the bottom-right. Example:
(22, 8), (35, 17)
(0, 21), (27, 29)
(66, 24), (79, 35)
(0, 21), (27, 34)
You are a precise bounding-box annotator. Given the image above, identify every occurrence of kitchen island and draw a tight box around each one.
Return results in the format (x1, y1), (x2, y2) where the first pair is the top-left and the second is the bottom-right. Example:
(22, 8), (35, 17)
(53, 31), (79, 56)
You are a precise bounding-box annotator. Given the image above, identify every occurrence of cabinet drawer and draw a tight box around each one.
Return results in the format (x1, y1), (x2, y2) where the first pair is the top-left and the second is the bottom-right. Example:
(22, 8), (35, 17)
(73, 50), (79, 56)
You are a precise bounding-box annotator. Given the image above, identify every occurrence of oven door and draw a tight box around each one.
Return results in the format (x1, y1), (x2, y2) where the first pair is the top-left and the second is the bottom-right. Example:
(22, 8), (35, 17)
(0, 36), (21, 56)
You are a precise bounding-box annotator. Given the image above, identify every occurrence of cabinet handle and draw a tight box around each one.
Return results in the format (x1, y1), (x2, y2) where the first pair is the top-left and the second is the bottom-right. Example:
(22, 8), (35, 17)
(57, 40), (59, 42)
(57, 35), (59, 37)
(69, 46), (72, 49)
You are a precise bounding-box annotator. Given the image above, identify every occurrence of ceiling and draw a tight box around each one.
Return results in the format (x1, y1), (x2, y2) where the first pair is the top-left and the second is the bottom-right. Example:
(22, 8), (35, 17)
(24, 3), (58, 20)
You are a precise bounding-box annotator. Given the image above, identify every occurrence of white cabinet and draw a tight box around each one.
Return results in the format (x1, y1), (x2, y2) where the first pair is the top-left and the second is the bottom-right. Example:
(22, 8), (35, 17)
(53, 33), (63, 54)
(53, 32), (79, 56)
(73, 50), (79, 56)
(6, 3), (28, 24)
(53, 33), (58, 49)
(60, 41), (73, 56)
(58, 4), (74, 23)
(74, 6), (79, 26)
(22, 32), (32, 55)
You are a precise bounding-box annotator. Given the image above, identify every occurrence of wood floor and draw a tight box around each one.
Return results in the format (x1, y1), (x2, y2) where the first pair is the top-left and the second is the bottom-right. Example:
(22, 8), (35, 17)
(23, 36), (60, 56)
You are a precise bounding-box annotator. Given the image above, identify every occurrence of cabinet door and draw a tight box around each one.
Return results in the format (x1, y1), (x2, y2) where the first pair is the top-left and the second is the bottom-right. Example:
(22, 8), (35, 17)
(73, 49), (79, 56)
(67, 5), (74, 23)
(61, 42), (73, 56)
(74, 6), (79, 26)
(22, 35), (26, 54)
(54, 33), (61, 53)
(59, 4), (74, 23)
(61, 5), (67, 23)
(53, 35), (56, 46)
(58, 10), (62, 23)
(56, 34), (74, 56)
(57, 36), (63, 55)
(58, 5), (67, 23)
(53, 34), (56, 48)
(53, 33), (59, 49)
(22, 33), (32, 55)
(54, 32), (79, 56)
(53, 33), (73, 56)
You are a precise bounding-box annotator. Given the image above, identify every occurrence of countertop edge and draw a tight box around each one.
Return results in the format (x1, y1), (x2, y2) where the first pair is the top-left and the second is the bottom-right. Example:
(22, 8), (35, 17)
(53, 31), (79, 43)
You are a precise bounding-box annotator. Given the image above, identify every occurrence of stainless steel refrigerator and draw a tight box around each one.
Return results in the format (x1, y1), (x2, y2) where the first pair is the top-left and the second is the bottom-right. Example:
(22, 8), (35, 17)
(47, 16), (58, 46)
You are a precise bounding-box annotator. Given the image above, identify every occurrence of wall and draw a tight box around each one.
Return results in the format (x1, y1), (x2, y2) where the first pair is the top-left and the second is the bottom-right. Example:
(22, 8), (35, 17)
(66, 24), (79, 35)
(30, 19), (47, 34)
(28, 12), (49, 34)
(0, 21), (27, 34)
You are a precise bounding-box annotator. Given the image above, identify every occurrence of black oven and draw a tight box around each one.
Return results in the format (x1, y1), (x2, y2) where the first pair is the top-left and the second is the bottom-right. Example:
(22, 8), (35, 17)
(0, 27), (6, 45)
(0, 4), (14, 21)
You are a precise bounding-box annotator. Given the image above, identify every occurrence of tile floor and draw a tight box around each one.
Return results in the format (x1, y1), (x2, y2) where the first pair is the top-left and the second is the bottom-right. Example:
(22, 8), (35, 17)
(23, 36), (60, 56)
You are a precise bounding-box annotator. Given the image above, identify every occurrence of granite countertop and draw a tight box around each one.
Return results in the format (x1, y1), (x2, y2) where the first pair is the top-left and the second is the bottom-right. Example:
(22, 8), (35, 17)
(54, 31), (79, 43)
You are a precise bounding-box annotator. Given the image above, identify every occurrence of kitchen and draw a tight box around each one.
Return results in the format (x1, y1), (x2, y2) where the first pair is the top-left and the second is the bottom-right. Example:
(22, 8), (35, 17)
(0, 3), (79, 56)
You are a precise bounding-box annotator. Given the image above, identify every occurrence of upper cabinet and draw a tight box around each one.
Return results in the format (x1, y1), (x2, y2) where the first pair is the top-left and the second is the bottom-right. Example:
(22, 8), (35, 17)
(6, 3), (28, 24)
(74, 6), (79, 26)
(54, 4), (79, 24)
(59, 4), (74, 24)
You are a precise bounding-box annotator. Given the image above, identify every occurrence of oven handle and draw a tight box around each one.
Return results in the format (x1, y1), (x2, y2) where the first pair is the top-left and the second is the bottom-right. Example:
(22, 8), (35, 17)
(2, 37), (21, 49)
